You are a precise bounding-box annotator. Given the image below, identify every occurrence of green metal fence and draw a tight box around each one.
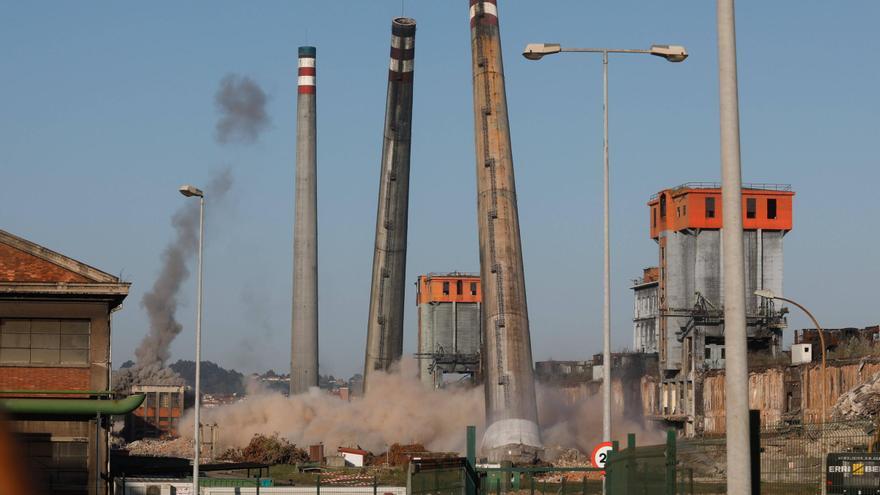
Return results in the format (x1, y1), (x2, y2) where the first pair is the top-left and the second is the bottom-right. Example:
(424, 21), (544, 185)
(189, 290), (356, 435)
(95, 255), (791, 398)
(605, 431), (678, 495)
(676, 419), (877, 494)
(480, 467), (604, 495)
(410, 421), (877, 495)
(408, 458), (470, 495)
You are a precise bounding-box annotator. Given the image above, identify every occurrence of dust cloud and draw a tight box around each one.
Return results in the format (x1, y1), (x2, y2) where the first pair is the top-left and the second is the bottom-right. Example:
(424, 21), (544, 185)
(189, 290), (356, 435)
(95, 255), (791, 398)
(537, 384), (664, 454)
(182, 359), (484, 454)
(180, 359), (660, 457)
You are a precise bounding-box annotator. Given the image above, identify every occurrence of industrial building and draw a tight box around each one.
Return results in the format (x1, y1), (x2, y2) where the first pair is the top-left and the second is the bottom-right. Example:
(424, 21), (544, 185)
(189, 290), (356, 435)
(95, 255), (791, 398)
(0, 229), (139, 494)
(124, 384), (184, 440)
(632, 267), (660, 353)
(634, 183), (795, 435)
(415, 273), (482, 388)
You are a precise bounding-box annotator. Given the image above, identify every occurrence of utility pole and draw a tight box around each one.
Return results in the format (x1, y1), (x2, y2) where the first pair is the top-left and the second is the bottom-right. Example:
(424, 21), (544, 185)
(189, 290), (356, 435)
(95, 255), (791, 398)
(717, 0), (751, 493)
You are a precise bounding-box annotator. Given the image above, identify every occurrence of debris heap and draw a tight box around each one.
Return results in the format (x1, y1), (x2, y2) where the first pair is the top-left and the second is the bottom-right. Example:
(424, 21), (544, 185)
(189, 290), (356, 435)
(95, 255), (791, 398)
(833, 370), (880, 420)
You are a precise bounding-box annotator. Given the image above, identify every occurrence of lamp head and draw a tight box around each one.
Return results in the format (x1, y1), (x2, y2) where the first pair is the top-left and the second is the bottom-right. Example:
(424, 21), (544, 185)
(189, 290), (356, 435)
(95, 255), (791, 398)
(522, 43), (562, 61)
(650, 44), (688, 62)
(179, 185), (204, 198)
(754, 289), (777, 300)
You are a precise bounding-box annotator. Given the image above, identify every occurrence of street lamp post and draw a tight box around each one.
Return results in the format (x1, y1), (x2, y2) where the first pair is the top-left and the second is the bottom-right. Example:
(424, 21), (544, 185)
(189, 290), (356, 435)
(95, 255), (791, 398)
(179, 184), (205, 494)
(522, 42), (687, 448)
(755, 290), (827, 423)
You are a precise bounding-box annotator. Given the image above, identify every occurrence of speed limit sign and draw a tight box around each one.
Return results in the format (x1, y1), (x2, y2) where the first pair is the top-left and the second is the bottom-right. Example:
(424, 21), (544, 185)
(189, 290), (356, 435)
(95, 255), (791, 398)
(591, 441), (614, 469)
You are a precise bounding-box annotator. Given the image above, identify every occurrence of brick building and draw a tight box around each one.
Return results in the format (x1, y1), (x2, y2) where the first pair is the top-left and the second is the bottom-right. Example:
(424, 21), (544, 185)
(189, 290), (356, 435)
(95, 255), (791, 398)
(0, 229), (137, 494)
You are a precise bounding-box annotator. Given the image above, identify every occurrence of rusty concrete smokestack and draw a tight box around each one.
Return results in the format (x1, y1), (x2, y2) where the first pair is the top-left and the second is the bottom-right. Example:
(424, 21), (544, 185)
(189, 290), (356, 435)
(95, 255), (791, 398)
(468, 0), (542, 461)
(291, 46), (318, 395)
(363, 18), (417, 393)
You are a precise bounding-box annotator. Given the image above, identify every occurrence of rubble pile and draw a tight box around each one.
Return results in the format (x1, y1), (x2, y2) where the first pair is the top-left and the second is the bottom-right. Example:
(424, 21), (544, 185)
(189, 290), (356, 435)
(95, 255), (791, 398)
(125, 438), (194, 458)
(219, 433), (309, 465)
(368, 443), (433, 467)
(533, 448), (601, 482)
(832, 370), (880, 420)
(545, 447), (588, 467)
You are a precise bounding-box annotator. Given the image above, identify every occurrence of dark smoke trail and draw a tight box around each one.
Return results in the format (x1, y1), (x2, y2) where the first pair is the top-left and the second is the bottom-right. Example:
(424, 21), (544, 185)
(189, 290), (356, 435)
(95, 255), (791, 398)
(115, 73), (266, 391)
(135, 169), (232, 366)
(214, 74), (270, 144)
(114, 170), (233, 390)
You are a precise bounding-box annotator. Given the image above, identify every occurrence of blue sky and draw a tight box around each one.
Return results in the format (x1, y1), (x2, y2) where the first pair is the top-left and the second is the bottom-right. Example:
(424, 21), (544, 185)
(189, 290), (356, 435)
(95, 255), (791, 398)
(2, 1), (878, 377)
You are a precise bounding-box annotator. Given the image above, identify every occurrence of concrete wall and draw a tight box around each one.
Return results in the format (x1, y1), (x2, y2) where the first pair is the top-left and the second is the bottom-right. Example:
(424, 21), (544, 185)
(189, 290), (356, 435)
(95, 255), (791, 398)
(761, 230), (784, 299)
(658, 228), (786, 373)
(693, 230), (721, 306)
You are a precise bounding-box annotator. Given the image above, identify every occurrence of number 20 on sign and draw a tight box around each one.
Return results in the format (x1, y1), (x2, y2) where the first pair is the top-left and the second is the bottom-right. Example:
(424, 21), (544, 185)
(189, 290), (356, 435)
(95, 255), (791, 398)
(591, 441), (614, 470)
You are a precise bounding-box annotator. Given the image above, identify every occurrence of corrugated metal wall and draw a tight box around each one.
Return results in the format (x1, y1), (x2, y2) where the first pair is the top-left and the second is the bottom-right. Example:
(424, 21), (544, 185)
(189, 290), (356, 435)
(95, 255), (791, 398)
(456, 303), (480, 355)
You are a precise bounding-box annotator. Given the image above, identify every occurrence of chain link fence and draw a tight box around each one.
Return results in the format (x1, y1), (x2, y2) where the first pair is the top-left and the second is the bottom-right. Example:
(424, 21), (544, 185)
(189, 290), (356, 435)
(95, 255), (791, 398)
(675, 420), (877, 494)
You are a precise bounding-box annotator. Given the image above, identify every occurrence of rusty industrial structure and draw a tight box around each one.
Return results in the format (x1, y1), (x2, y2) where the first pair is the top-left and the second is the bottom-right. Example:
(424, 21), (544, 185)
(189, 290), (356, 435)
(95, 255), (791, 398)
(124, 385), (185, 440)
(291, 45), (319, 395)
(633, 183), (796, 434)
(363, 18), (417, 393)
(415, 273), (482, 388)
(468, 0), (541, 461)
(0, 229), (137, 495)
(795, 325), (880, 352)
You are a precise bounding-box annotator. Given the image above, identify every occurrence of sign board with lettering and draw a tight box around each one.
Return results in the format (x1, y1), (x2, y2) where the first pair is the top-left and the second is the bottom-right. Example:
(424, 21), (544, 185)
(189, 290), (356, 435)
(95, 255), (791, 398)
(826, 452), (880, 495)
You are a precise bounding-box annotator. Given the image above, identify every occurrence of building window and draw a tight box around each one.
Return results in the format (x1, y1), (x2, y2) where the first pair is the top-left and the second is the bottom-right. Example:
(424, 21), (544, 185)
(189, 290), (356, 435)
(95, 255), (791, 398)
(442, 282), (450, 295)
(721, 347), (726, 359)
(470, 282), (478, 296)
(0, 319), (90, 365)
(705, 348), (712, 360)
(746, 198), (756, 219)
(682, 205), (686, 216)
(456, 280), (463, 296)
(767, 198), (777, 219)
(660, 195), (667, 218)
(653, 208), (657, 227)
(705, 197), (716, 218)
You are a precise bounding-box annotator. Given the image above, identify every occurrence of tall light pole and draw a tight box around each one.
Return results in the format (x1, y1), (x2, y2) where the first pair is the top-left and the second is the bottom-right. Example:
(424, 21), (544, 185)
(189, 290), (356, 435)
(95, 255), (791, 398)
(716, 0), (751, 492)
(755, 290), (827, 423)
(522, 42), (687, 448)
(179, 184), (204, 494)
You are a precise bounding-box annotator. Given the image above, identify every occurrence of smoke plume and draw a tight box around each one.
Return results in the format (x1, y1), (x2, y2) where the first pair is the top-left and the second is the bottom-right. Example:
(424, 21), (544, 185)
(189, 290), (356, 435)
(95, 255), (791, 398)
(113, 170), (233, 390)
(214, 74), (270, 144)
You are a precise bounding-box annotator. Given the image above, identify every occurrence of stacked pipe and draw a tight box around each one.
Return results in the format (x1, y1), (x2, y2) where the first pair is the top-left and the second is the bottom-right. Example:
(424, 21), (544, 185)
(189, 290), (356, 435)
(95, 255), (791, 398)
(363, 18), (417, 393)
(468, 0), (542, 461)
(290, 46), (319, 395)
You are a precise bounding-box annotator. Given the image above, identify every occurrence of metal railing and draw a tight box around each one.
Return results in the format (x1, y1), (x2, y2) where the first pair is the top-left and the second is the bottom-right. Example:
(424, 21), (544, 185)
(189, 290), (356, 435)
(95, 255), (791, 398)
(649, 182), (792, 200)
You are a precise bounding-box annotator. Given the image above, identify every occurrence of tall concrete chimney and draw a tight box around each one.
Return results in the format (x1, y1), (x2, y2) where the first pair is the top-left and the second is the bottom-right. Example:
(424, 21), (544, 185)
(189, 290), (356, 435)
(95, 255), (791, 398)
(468, 0), (542, 461)
(290, 46), (318, 395)
(363, 18), (417, 393)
